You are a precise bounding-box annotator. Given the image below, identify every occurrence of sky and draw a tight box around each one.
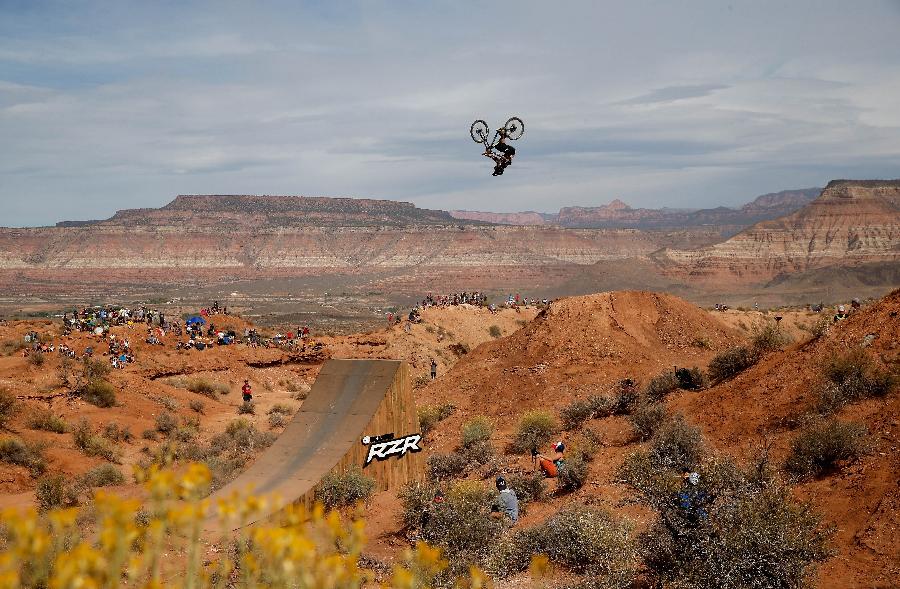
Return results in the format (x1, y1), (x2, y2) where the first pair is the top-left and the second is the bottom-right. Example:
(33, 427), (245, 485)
(1, 1), (900, 226)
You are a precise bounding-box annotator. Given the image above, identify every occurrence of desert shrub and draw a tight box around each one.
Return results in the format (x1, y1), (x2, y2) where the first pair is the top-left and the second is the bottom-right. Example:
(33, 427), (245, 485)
(488, 325), (502, 338)
(268, 412), (287, 429)
(101, 422), (133, 443)
(559, 395), (613, 430)
(675, 366), (708, 391)
(816, 349), (896, 413)
(461, 416), (492, 448)
(707, 346), (758, 383)
(648, 415), (703, 472)
(81, 379), (117, 408)
(202, 420), (276, 490)
(645, 371), (679, 403)
(35, 474), (79, 512)
(80, 358), (110, 381)
(629, 403), (668, 441)
(427, 452), (466, 481)
(641, 480), (832, 589)
(28, 409), (69, 433)
(807, 316), (830, 339)
(157, 396), (178, 411)
(460, 440), (494, 465)
(692, 336), (712, 349)
(267, 403), (294, 416)
(506, 472), (546, 510)
(183, 377), (230, 398)
(155, 412), (178, 434)
(237, 401), (255, 415)
(1, 339), (28, 356)
(0, 388), (15, 428)
(512, 411), (558, 453)
(0, 437), (47, 475)
(784, 419), (868, 478)
(418, 403), (456, 434)
(80, 463), (125, 487)
(189, 399), (205, 414)
(73, 419), (121, 463)
(448, 342), (470, 357)
(557, 453), (589, 492)
(488, 505), (638, 584)
(611, 380), (640, 415)
(421, 481), (503, 580)
(751, 322), (791, 353)
(141, 429), (157, 441)
(315, 466), (376, 509)
(28, 352), (46, 367)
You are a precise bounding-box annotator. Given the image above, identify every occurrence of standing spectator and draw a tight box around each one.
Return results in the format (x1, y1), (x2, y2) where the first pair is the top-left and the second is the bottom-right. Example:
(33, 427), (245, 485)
(241, 379), (253, 403)
(430, 359), (438, 380)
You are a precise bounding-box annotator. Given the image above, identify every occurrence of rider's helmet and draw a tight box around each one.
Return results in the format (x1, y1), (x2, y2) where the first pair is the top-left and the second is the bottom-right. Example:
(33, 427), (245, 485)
(495, 476), (507, 491)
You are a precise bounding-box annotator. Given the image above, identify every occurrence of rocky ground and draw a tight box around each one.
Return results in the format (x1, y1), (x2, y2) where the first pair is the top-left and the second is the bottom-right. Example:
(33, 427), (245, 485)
(0, 291), (897, 588)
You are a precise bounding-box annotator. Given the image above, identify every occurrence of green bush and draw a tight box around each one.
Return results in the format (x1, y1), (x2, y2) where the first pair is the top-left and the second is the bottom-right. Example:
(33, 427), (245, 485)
(80, 358), (110, 381)
(560, 396), (612, 430)
(675, 367), (708, 391)
(611, 380), (640, 415)
(784, 419), (868, 478)
(418, 403), (456, 434)
(557, 453), (589, 492)
(101, 422), (132, 443)
(512, 411), (558, 453)
(817, 349), (896, 412)
(315, 466), (376, 509)
(506, 472), (546, 510)
(81, 379), (117, 408)
(751, 322), (791, 353)
(401, 480), (502, 577)
(0, 437), (47, 475)
(707, 346), (758, 383)
(35, 474), (78, 512)
(488, 325), (502, 338)
(28, 409), (69, 434)
(629, 403), (668, 441)
(648, 415), (704, 472)
(155, 412), (178, 434)
(80, 463), (125, 487)
(488, 504), (638, 585)
(641, 478), (831, 589)
(461, 416), (492, 448)
(73, 419), (121, 463)
(426, 452), (466, 481)
(645, 372), (680, 403)
(0, 388), (15, 428)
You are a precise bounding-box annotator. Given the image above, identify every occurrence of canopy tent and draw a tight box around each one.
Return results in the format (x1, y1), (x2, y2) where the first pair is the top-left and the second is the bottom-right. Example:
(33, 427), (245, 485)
(186, 316), (206, 325)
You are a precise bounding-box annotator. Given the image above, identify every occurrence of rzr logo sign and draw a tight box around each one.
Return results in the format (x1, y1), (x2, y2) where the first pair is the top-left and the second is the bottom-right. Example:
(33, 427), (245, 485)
(361, 432), (422, 467)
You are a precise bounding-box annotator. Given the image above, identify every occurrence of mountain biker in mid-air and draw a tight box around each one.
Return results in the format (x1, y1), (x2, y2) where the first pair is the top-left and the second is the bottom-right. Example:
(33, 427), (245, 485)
(490, 127), (516, 176)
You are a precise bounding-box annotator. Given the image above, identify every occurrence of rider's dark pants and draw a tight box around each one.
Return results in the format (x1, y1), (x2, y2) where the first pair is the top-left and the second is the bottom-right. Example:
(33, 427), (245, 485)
(495, 143), (515, 158)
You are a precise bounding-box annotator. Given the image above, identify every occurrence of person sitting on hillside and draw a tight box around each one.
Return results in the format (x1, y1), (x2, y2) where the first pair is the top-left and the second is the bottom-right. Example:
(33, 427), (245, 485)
(534, 441), (566, 478)
(675, 471), (710, 524)
(491, 476), (519, 523)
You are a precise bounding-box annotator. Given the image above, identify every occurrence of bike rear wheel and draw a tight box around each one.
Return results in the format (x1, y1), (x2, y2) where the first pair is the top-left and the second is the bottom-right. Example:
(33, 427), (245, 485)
(504, 117), (525, 140)
(470, 119), (490, 143)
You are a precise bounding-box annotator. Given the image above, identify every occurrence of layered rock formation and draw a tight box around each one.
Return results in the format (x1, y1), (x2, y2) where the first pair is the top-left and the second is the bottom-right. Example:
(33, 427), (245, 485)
(450, 188), (820, 230)
(656, 180), (900, 283)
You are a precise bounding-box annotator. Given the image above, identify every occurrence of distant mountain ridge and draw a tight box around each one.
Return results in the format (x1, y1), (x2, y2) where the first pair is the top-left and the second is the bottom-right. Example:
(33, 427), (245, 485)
(657, 180), (900, 283)
(450, 187), (821, 230)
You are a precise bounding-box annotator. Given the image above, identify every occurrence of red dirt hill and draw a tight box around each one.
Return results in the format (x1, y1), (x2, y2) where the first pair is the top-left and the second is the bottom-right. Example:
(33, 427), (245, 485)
(421, 291), (740, 426)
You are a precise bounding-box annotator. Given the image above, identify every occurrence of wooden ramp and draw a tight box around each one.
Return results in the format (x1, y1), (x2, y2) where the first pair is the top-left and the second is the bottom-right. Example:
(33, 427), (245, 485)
(208, 359), (424, 529)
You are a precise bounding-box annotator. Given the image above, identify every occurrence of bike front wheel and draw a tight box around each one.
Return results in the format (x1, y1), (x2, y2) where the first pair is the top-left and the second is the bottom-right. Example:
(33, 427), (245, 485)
(470, 119), (490, 143)
(504, 117), (525, 140)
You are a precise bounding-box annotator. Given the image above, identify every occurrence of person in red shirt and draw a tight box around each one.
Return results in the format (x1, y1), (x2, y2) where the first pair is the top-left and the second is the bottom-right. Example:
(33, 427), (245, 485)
(241, 379), (252, 402)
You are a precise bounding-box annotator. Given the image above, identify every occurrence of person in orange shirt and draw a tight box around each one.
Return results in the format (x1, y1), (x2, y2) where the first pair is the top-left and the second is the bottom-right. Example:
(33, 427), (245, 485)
(534, 441), (565, 478)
